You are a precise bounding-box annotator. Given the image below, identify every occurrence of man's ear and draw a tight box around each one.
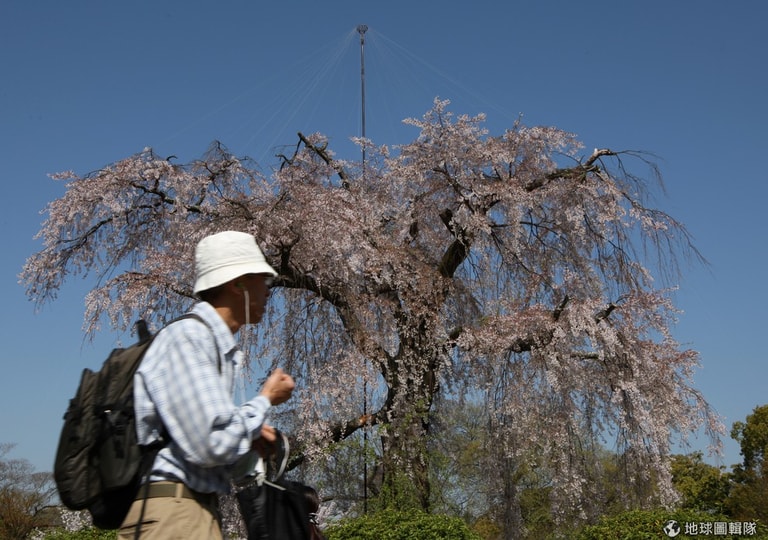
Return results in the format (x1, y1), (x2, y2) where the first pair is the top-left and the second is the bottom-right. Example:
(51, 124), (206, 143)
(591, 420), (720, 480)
(225, 280), (245, 295)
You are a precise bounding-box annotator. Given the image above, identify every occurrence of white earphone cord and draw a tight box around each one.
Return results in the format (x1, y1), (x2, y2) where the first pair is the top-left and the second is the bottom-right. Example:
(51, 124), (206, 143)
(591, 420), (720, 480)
(238, 288), (250, 404)
(243, 288), (250, 327)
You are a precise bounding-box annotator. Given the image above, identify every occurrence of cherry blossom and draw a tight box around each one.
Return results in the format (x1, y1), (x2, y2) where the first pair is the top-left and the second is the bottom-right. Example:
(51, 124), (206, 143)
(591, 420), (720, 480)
(21, 99), (723, 521)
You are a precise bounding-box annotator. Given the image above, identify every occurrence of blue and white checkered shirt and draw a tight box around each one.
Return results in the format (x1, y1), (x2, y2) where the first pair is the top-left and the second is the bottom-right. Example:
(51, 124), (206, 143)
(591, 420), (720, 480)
(134, 301), (271, 494)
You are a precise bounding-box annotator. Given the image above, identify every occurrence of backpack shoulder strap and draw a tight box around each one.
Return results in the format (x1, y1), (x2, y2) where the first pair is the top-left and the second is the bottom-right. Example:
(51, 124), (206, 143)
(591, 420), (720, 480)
(168, 312), (222, 374)
(140, 312), (222, 449)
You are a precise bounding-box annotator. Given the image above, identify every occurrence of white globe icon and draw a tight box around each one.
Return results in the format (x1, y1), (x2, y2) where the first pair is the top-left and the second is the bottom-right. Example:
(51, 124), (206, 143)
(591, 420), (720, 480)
(663, 520), (681, 537)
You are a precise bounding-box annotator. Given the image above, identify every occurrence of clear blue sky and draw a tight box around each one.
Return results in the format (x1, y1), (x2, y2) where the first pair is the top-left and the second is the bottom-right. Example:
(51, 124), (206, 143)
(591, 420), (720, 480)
(2, 1), (766, 474)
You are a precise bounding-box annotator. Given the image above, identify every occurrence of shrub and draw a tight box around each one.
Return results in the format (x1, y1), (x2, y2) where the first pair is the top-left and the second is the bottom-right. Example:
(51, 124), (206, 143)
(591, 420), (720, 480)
(325, 508), (482, 540)
(37, 527), (117, 540)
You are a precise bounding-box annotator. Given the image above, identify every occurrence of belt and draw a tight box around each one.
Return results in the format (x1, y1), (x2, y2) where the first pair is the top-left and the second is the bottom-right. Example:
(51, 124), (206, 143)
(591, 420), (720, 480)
(137, 482), (218, 507)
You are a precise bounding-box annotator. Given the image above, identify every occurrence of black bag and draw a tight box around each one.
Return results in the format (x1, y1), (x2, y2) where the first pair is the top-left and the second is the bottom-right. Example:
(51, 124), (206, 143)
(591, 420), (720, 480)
(53, 314), (210, 529)
(235, 431), (311, 540)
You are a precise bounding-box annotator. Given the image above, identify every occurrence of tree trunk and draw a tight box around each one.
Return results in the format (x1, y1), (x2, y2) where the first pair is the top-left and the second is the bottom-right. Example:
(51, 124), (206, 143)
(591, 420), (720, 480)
(380, 408), (432, 510)
(501, 456), (525, 539)
(377, 355), (438, 511)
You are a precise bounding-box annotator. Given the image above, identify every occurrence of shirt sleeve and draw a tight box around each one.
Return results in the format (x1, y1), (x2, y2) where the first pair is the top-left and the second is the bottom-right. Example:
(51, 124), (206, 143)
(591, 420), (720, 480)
(138, 321), (271, 468)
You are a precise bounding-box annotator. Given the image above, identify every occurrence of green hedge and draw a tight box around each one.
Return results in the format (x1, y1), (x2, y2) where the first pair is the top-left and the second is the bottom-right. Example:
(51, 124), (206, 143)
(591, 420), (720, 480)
(325, 508), (482, 540)
(38, 528), (117, 540)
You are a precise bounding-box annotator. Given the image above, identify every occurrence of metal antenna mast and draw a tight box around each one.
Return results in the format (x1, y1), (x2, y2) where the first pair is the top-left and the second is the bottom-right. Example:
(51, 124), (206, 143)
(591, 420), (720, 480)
(358, 24), (368, 173)
(356, 23), (369, 514)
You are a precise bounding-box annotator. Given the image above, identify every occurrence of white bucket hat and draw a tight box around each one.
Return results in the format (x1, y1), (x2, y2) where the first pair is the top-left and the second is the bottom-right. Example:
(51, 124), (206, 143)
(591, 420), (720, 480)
(193, 231), (277, 295)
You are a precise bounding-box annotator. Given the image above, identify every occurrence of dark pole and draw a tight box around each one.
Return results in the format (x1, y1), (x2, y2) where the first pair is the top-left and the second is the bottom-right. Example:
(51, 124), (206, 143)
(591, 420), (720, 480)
(358, 24), (368, 175)
(356, 23), (369, 514)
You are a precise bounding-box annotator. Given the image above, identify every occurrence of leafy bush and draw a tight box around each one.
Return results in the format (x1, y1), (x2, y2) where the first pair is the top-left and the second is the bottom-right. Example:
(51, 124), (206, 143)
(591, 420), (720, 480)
(576, 508), (768, 540)
(38, 527), (117, 540)
(325, 508), (482, 540)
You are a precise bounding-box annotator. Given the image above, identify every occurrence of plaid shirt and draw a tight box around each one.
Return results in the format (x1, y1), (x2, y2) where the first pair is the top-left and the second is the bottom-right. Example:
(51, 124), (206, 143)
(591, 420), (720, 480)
(134, 301), (271, 494)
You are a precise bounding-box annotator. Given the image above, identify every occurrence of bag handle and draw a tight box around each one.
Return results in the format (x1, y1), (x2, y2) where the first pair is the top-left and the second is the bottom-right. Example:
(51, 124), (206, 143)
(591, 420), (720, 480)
(261, 429), (290, 481)
(233, 428), (291, 489)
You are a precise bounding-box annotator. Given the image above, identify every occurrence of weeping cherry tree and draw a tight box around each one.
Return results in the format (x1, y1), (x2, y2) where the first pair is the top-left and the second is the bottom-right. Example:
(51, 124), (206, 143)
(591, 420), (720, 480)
(21, 99), (723, 527)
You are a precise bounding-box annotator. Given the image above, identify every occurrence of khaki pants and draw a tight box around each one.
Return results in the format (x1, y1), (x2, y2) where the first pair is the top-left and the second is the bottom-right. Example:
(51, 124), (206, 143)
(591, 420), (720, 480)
(117, 483), (222, 540)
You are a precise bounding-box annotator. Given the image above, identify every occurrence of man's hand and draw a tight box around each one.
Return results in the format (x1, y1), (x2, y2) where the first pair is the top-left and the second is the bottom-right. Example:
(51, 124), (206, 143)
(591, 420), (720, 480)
(260, 368), (295, 406)
(260, 424), (277, 444)
(252, 423), (277, 456)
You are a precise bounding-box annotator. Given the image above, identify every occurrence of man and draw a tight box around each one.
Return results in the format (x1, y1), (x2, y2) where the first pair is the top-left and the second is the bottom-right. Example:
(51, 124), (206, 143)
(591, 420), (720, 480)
(118, 230), (295, 539)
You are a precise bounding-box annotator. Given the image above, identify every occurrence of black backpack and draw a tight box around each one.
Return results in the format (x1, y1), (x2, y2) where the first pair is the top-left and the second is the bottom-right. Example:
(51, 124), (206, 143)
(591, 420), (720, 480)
(54, 313), (211, 529)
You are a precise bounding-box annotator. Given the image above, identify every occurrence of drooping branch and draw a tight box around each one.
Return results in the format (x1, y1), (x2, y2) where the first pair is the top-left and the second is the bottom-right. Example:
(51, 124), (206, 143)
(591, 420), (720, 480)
(524, 148), (616, 191)
(595, 303), (617, 323)
(287, 402), (390, 471)
(276, 244), (394, 377)
(459, 295), (625, 357)
(552, 294), (570, 321)
(297, 131), (350, 188)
